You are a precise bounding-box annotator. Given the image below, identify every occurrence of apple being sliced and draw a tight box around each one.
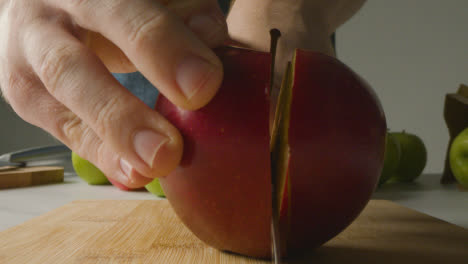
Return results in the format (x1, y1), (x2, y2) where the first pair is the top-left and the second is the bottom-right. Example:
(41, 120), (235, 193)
(155, 46), (386, 259)
(157, 47), (272, 257)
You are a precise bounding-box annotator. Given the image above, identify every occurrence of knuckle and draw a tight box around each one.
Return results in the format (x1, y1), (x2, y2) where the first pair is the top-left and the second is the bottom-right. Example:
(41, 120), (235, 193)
(56, 112), (86, 146)
(79, 137), (105, 170)
(127, 10), (173, 48)
(94, 142), (110, 170)
(56, 110), (106, 167)
(58, 113), (102, 161)
(37, 44), (82, 94)
(92, 95), (144, 147)
(93, 95), (127, 139)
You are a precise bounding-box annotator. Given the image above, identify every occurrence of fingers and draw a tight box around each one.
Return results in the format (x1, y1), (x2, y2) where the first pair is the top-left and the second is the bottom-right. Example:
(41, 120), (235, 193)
(2, 0), (228, 190)
(21, 20), (183, 183)
(85, 31), (137, 74)
(1, 67), (152, 188)
(172, 0), (228, 47)
(47, 0), (227, 110)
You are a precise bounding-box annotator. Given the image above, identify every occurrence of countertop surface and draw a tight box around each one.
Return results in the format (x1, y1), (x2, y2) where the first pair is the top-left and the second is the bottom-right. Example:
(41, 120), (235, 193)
(0, 172), (467, 231)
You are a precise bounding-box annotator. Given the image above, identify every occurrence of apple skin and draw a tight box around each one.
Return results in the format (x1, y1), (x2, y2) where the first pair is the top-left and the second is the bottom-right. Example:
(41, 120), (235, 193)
(389, 131), (427, 182)
(378, 132), (401, 186)
(156, 47), (272, 258)
(72, 152), (110, 185)
(450, 127), (468, 187)
(284, 50), (386, 253)
(155, 47), (386, 258)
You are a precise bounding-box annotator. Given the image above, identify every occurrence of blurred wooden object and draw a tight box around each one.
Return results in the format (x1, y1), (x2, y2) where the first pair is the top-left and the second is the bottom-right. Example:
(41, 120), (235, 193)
(0, 166), (64, 189)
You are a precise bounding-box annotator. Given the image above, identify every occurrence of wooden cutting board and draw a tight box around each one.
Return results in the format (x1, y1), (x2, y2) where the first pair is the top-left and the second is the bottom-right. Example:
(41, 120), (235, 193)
(0, 166), (64, 189)
(0, 200), (467, 264)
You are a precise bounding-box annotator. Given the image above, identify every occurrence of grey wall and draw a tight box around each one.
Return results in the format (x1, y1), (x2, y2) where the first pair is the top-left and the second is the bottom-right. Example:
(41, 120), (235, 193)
(336, 0), (468, 173)
(1, 0), (467, 173)
(0, 101), (59, 153)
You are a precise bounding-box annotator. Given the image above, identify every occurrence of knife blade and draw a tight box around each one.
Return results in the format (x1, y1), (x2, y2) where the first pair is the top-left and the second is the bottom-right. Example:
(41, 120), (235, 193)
(0, 145), (71, 171)
(271, 180), (282, 264)
(269, 28), (282, 264)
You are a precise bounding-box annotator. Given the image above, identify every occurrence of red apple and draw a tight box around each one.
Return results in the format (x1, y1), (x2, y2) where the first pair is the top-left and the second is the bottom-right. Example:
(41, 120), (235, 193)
(155, 46), (386, 259)
(284, 50), (386, 254)
(157, 47), (272, 257)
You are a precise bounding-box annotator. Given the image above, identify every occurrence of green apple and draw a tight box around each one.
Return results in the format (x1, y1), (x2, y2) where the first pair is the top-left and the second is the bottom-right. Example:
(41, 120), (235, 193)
(145, 178), (166, 197)
(71, 152), (110, 185)
(390, 131), (427, 182)
(450, 127), (468, 187)
(378, 132), (401, 186)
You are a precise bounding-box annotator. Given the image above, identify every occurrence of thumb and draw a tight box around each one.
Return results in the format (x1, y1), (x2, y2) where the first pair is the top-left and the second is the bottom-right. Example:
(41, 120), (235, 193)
(171, 0), (228, 48)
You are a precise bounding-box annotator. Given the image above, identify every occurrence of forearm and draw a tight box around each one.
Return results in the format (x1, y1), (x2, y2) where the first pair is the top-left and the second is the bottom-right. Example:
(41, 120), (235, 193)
(228, 0), (366, 32)
(227, 0), (366, 113)
(227, 0), (366, 56)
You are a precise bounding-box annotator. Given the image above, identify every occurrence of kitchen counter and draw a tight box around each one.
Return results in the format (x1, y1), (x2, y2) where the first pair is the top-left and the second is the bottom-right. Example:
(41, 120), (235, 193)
(0, 172), (467, 231)
(373, 173), (467, 229)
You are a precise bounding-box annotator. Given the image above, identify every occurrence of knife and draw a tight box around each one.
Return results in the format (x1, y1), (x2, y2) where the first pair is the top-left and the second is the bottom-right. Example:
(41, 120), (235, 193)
(0, 145), (71, 171)
(269, 28), (282, 264)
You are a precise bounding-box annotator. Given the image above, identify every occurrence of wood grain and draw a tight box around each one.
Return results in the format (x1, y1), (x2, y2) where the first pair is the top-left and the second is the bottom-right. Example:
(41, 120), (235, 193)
(0, 166), (64, 189)
(0, 200), (467, 263)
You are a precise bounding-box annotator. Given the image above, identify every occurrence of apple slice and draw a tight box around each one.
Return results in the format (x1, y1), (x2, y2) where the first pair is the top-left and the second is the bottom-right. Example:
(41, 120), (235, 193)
(270, 59), (293, 255)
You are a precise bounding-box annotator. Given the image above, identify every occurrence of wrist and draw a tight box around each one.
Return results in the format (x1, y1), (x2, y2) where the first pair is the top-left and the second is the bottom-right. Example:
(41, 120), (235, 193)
(227, 0), (334, 56)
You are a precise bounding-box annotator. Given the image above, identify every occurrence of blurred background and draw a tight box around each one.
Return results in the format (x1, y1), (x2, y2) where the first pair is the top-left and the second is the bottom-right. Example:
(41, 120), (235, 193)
(336, 0), (468, 173)
(1, 0), (468, 174)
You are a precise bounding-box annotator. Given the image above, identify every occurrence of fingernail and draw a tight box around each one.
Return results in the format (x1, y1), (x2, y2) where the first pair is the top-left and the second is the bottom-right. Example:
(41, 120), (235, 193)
(176, 55), (218, 100)
(133, 130), (169, 169)
(120, 158), (133, 179)
(188, 14), (225, 41)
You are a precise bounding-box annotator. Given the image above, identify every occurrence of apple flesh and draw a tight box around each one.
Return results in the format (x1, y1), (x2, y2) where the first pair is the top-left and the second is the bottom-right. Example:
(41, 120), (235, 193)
(155, 46), (386, 258)
(145, 178), (166, 197)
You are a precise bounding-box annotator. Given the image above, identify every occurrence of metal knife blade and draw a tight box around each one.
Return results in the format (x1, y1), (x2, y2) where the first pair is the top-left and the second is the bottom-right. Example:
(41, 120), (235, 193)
(271, 204), (282, 264)
(0, 145), (71, 171)
(0, 145), (70, 164)
(270, 146), (282, 264)
(269, 28), (283, 264)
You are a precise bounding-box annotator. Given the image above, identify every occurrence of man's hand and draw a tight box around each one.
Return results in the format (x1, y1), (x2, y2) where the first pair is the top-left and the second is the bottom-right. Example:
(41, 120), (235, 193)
(0, 0), (227, 188)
